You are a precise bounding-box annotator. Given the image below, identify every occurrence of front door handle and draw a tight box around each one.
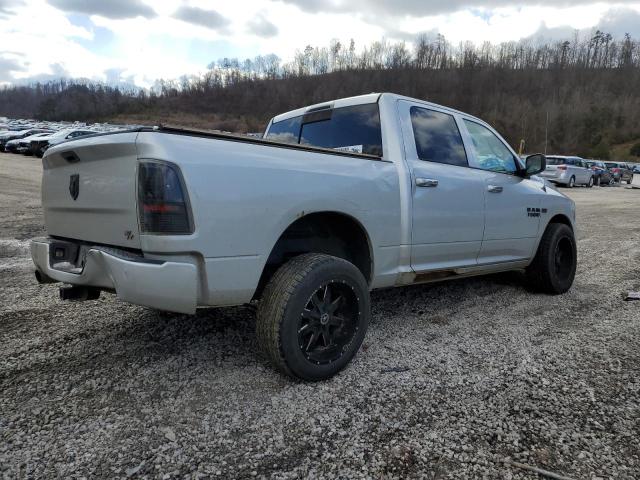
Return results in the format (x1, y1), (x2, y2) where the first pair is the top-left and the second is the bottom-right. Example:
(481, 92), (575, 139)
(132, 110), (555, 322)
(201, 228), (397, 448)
(416, 177), (438, 187)
(487, 185), (503, 193)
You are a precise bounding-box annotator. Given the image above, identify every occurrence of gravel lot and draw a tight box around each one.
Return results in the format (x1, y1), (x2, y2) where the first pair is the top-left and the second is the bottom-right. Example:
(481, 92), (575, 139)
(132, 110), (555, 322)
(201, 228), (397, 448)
(1, 152), (639, 479)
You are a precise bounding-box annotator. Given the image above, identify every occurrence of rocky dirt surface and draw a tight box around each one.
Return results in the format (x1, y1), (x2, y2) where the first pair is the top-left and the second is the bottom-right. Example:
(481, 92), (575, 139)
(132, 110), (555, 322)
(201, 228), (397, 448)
(1, 152), (639, 479)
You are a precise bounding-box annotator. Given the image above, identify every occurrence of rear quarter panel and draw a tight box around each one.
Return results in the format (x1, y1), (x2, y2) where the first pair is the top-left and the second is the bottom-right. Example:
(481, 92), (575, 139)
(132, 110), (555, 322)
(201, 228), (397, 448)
(135, 132), (402, 305)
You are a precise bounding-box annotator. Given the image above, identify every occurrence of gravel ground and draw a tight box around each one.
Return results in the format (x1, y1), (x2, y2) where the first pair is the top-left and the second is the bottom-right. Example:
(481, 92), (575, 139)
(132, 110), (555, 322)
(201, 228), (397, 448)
(1, 152), (639, 479)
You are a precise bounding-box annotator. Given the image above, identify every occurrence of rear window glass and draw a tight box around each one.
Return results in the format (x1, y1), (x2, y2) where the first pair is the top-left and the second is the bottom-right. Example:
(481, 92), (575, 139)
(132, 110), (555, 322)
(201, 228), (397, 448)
(605, 162), (617, 168)
(264, 117), (301, 144)
(410, 107), (467, 167)
(265, 103), (383, 156)
(546, 157), (565, 165)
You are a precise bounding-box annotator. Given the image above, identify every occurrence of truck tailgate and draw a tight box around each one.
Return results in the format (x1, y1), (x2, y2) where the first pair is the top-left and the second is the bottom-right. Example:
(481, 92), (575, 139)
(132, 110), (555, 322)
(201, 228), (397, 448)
(41, 132), (141, 249)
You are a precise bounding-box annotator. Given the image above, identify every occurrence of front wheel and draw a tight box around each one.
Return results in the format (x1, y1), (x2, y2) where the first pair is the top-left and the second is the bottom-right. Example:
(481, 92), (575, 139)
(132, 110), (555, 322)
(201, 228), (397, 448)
(257, 253), (370, 381)
(526, 223), (577, 294)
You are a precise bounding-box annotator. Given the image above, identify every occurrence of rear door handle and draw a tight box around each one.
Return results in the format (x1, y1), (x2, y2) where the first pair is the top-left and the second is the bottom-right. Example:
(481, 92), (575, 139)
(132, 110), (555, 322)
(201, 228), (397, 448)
(487, 185), (503, 193)
(416, 178), (438, 187)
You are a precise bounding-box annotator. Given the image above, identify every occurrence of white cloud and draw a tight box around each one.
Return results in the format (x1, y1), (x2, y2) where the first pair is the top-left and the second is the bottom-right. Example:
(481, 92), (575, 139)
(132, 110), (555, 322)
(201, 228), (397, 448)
(1, 0), (640, 87)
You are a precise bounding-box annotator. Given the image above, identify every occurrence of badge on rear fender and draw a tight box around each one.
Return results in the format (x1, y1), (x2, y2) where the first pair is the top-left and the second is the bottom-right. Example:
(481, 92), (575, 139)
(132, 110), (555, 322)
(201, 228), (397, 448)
(69, 174), (79, 200)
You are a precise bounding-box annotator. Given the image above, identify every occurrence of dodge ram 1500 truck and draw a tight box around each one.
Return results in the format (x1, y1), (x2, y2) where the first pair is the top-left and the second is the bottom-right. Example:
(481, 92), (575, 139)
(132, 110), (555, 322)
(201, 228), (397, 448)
(30, 93), (577, 381)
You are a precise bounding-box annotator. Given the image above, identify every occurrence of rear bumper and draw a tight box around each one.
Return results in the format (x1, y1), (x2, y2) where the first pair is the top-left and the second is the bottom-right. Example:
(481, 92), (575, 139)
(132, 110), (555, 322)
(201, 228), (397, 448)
(30, 238), (198, 314)
(546, 178), (568, 185)
(540, 172), (568, 184)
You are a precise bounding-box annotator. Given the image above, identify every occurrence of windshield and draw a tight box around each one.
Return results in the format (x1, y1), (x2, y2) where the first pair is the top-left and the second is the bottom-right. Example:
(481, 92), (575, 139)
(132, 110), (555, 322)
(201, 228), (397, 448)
(265, 103), (383, 157)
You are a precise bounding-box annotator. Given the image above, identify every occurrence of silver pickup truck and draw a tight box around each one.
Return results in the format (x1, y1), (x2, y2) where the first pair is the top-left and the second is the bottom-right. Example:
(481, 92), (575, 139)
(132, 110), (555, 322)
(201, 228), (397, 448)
(31, 93), (577, 380)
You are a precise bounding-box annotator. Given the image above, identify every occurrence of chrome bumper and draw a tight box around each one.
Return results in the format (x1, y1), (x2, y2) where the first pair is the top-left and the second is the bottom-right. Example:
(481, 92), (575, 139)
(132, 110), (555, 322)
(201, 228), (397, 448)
(30, 238), (198, 314)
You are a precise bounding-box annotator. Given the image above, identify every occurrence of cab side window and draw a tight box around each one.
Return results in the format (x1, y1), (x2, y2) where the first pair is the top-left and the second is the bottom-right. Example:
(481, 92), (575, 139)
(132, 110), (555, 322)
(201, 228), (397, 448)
(464, 119), (517, 174)
(410, 107), (467, 167)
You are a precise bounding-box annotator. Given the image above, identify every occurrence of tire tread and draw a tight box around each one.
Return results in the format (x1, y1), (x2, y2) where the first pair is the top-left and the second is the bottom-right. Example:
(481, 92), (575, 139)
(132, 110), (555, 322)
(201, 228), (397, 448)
(256, 253), (359, 378)
(526, 222), (575, 294)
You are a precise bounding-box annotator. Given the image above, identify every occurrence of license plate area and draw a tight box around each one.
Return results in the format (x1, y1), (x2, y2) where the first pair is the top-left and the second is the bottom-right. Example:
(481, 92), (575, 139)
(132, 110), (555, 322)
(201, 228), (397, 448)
(49, 240), (87, 273)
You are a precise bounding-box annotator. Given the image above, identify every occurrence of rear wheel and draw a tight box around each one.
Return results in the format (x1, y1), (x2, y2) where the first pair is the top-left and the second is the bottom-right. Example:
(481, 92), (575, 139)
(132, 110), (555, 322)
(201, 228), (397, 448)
(257, 253), (370, 381)
(567, 176), (575, 188)
(526, 223), (577, 294)
(587, 176), (594, 188)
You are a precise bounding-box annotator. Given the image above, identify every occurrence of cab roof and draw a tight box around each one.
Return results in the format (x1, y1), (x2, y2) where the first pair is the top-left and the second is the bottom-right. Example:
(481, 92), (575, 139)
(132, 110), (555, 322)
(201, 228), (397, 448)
(270, 92), (483, 125)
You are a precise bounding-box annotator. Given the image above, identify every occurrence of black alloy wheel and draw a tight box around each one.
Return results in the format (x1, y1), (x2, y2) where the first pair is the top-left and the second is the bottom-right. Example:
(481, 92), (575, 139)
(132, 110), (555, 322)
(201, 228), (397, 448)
(553, 236), (574, 285)
(257, 253), (370, 381)
(297, 280), (360, 366)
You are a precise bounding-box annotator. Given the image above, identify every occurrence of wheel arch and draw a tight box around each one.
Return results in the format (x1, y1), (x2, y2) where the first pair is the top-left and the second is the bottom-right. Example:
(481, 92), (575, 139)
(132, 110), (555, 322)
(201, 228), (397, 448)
(254, 211), (374, 300)
(547, 213), (573, 231)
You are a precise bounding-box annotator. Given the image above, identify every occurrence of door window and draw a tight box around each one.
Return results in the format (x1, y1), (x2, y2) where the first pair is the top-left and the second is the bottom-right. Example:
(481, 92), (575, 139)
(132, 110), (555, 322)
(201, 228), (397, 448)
(410, 107), (467, 167)
(464, 120), (518, 174)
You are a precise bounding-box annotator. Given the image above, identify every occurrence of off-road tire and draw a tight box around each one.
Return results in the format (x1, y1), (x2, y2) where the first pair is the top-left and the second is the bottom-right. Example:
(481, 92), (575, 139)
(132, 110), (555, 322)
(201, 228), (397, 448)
(256, 253), (370, 381)
(526, 223), (577, 294)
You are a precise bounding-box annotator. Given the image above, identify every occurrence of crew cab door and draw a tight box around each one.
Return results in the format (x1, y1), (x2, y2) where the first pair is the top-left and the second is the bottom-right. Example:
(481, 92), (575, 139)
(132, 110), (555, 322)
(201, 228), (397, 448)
(460, 118), (541, 263)
(398, 101), (486, 272)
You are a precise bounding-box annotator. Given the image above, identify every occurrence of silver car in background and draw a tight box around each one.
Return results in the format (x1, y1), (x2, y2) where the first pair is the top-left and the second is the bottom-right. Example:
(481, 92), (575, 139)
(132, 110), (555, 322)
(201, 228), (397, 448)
(540, 155), (594, 188)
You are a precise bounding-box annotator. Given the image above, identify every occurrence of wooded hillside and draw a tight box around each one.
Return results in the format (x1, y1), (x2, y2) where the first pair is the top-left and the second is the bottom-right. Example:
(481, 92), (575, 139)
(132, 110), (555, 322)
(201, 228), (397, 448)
(2, 32), (640, 159)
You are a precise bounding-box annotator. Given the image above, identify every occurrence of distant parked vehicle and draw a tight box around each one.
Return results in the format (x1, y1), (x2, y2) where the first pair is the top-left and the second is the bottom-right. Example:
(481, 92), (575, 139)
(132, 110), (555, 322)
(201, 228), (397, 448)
(30, 129), (95, 157)
(3, 137), (23, 154)
(540, 155), (594, 187)
(605, 161), (634, 184)
(0, 129), (51, 152)
(585, 160), (614, 186)
(15, 132), (54, 155)
(629, 163), (640, 174)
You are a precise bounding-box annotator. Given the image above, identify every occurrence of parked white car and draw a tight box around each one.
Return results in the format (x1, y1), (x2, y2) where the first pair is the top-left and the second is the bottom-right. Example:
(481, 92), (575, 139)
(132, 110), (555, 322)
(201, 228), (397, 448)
(540, 155), (594, 187)
(30, 93), (577, 380)
(30, 129), (96, 157)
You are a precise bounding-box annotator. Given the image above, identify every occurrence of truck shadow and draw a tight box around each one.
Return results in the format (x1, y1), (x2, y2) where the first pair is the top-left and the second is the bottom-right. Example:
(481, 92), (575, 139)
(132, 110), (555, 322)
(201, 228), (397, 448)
(2, 270), (533, 398)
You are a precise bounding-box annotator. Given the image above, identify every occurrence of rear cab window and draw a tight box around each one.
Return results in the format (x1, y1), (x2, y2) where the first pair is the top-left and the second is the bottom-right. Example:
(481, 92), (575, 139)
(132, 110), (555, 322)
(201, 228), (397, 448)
(264, 103), (383, 157)
(409, 107), (468, 167)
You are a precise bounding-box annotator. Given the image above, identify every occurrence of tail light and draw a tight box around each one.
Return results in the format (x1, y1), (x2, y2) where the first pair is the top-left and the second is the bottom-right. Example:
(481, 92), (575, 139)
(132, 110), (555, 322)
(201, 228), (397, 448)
(138, 161), (193, 234)
(557, 165), (567, 171)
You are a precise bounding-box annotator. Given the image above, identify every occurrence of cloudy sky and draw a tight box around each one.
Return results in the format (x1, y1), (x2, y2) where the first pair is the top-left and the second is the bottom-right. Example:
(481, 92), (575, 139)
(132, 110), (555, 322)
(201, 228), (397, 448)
(1, 0), (640, 87)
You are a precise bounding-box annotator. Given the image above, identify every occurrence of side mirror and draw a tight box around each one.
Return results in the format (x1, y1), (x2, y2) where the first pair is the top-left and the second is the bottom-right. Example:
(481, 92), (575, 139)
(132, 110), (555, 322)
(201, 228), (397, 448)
(524, 154), (546, 177)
